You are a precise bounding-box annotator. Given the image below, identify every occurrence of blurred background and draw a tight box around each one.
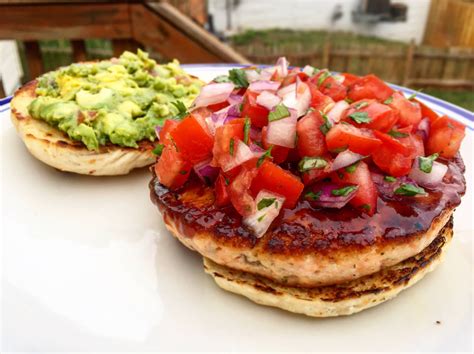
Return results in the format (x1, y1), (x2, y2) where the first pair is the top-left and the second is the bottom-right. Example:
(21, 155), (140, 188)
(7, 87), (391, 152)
(0, 0), (473, 110)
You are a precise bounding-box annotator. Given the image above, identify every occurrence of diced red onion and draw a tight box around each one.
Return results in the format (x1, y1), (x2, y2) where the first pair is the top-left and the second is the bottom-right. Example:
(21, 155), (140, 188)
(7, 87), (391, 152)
(249, 142), (265, 158)
(249, 127), (262, 142)
(276, 57), (289, 78)
(256, 91), (281, 110)
(193, 83), (234, 108)
(302, 65), (315, 76)
(371, 172), (419, 196)
(155, 125), (162, 138)
(331, 150), (366, 171)
(194, 159), (219, 184)
(417, 118), (430, 141)
(409, 157), (447, 187)
(221, 140), (254, 172)
(245, 69), (260, 83)
(227, 93), (243, 106)
(309, 182), (358, 209)
(326, 100), (349, 124)
(243, 190), (285, 238)
(248, 80), (281, 93)
(266, 107), (297, 148)
(277, 83), (296, 98)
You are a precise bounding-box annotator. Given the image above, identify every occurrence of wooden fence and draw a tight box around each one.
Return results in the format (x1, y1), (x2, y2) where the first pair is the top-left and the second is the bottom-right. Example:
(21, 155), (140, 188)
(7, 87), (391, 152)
(234, 40), (474, 89)
(423, 0), (474, 48)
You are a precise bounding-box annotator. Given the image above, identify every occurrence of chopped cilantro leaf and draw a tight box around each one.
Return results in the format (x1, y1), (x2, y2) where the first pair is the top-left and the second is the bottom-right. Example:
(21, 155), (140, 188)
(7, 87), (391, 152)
(320, 113), (332, 135)
(228, 68), (249, 88)
(419, 153), (439, 173)
(179, 170), (188, 175)
(171, 100), (188, 120)
(152, 143), (164, 156)
(229, 138), (235, 156)
(317, 70), (331, 86)
(384, 176), (396, 182)
(331, 185), (358, 196)
(298, 157), (328, 172)
(305, 191), (321, 201)
(257, 146), (273, 167)
(213, 75), (231, 83)
(257, 214), (266, 222)
(268, 104), (290, 122)
(388, 129), (409, 138)
(354, 101), (369, 109)
(394, 183), (426, 196)
(345, 162), (359, 173)
(243, 117), (251, 145)
(257, 198), (276, 210)
(383, 96), (393, 105)
(348, 111), (371, 124)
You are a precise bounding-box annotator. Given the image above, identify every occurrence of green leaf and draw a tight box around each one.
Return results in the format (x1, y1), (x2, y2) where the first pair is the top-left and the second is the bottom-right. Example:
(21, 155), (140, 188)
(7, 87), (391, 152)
(383, 96), (393, 105)
(361, 204), (371, 211)
(228, 68), (249, 88)
(348, 111), (371, 124)
(257, 146), (273, 167)
(229, 138), (235, 156)
(419, 153), (439, 173)
(354, 101), (369, 110)
(213, 75), (231, 83)
(224, 177), (230, 186)
(319, 113), (332, 135)
(171, 100), (188, 120)
(344, 97), (354, 104)
(268, 104), (290, 122)
(152, 143), (164, 156)
(388, 129), (409, 138)
(179, 170), (188, 175)
(384, 176), (396, 182)
(394, 183), (426, 196)
(257, 214), (266, 222)
(331, 185), (358, 196)
(298, 157), (328, 172)
(243, 117), (251, 145)
(257, 198), (276, 210)
(345, 162), (359, 173)
(305, 191), (321, 201)
(317, 70), (331, 86)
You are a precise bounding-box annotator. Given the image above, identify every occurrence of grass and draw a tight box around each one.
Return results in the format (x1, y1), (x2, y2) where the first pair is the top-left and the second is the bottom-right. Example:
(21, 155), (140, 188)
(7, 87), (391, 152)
(423, 89), (474, 112)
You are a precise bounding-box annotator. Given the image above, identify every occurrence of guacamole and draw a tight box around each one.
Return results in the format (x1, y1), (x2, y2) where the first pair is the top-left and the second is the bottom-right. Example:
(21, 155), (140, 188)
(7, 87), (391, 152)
(28, 50), (202, 150)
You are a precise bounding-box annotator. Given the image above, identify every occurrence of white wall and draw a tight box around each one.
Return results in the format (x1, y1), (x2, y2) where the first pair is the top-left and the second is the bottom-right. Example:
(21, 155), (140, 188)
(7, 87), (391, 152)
(208, 0), (431, 44)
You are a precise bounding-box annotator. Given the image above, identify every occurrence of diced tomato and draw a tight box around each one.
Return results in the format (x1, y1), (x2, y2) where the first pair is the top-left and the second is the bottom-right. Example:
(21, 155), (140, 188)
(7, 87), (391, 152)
(241, 90), (270, 128)
(331, 161), (377, 215)
(159, 119), (179, 146)
(301, 158), (333, 185)
(207, 101), (230, 112)
(318, 76), (347, 101)
(371, 132), (420, 177)
(388, 92), (422, 127)
(214, 174), (230, 207)
(212, 120), (245, 168)
(296, 110), (328, 157)
(325, 124), (382, 155)
(415, 99), (439, 123)
(426, 116), (466, 158)
(262, 126), (290, 164)
(341, 73), (359, 87)
(229, 167), (258, 216)
(170, 115), (214, 164)
(250, 161), (304, 209)
(155, 145), (192, 190)
(307, 81), (335, 112)
(347, 74), (394, 102)
(281, 71), (309, 87)
(343, 99), (398, 132)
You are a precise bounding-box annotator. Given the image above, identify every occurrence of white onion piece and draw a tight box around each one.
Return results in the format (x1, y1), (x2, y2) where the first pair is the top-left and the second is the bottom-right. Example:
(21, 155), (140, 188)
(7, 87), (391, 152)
(221, 140), (254, 172)
(243, 190), (285, 238)
(259, 67), (276, 80)
(302, 65), (315, 76)
(256, 91), (281, 110)
(277, 83), (296, 98)
(333, 74), (345, 84)
(276, 57), (289, 78)
(294, 76), (311, 117)
(266, 108), (297, 148)
(409, 158), (448, 187)
(417, 118), (430, 140)
(205, 117), (216, 136)
(248, 80), (281, 93)
(331, 150), (366, 171)
(245, 69), (260, 83)
(193, 83), (234, 108)
(326, 100), (349, 124)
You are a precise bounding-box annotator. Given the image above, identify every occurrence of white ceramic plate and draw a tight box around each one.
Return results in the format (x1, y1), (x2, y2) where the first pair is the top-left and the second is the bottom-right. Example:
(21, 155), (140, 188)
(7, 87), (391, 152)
(1, 65), (473, 352)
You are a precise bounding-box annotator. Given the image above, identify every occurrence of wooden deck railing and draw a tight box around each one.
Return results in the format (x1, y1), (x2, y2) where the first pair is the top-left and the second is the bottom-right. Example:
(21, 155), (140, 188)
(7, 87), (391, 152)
(0, 0), (250, 79)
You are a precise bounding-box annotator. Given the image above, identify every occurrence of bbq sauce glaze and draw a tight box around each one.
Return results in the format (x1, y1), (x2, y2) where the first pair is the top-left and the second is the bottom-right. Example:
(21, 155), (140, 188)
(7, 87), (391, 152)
(150, 155), (465, 255)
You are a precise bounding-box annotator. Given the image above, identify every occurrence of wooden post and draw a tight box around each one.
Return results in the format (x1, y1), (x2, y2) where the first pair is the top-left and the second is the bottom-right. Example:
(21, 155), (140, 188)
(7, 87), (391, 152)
(322, 39), (331, 68)
(403, 39), (415, 87)
(71, 40), (87, 62)
(112, 39), (141, 57)
(24, 41), (43, 80)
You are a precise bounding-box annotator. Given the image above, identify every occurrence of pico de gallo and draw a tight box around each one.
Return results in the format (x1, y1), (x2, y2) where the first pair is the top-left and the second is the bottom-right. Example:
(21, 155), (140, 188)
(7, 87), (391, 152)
(153, 58), (466, 237)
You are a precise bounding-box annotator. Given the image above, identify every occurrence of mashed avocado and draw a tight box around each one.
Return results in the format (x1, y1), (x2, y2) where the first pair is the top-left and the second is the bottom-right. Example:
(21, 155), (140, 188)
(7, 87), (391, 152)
(28, 50), (202, 150)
